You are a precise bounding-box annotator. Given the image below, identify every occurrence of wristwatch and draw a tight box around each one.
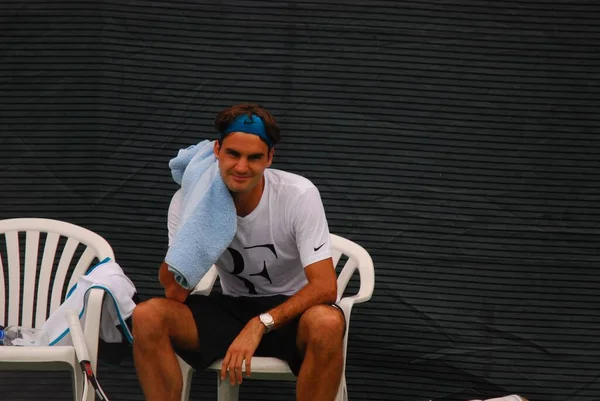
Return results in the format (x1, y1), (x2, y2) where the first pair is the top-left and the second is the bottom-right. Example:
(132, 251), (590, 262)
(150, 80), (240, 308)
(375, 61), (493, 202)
(259, 313), (274, 333)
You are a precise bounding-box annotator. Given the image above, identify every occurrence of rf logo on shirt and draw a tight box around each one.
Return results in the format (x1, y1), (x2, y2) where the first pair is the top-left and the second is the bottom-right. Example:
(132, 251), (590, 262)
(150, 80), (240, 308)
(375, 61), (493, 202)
(226, 244), (276, 294)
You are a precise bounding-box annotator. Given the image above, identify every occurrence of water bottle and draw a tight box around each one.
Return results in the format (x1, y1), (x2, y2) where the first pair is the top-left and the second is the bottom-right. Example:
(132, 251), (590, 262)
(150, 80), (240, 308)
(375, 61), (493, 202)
(0, 325), (49, 346)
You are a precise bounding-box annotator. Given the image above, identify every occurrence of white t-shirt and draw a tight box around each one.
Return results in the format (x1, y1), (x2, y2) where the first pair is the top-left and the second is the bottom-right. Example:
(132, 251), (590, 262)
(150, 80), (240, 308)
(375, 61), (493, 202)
(167, 168), (332, 297)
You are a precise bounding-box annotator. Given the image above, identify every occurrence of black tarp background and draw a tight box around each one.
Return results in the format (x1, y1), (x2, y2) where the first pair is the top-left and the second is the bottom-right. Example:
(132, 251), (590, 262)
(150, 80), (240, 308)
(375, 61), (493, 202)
(1, 1), (599, 400)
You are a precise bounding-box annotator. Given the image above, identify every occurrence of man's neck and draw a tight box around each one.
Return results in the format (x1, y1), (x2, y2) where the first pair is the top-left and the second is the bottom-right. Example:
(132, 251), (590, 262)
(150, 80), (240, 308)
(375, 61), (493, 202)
(233, 176), (265, 217)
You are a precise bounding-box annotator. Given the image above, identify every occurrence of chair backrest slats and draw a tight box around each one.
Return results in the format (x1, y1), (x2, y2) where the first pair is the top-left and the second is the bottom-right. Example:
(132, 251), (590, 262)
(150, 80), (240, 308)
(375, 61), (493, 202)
(0, 256), (5, 325)
(67, 247), (97, 291)
(34, 232), (60, 327)
(49, 237), (80, 315)
(21, 231), (41, 328)
(6, 231), (21, 326)
(0, 218), (115, 329)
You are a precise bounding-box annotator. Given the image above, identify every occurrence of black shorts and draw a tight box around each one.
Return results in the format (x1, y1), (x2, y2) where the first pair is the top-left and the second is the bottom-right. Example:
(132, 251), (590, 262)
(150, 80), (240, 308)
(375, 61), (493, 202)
(176, 292), (305, 376)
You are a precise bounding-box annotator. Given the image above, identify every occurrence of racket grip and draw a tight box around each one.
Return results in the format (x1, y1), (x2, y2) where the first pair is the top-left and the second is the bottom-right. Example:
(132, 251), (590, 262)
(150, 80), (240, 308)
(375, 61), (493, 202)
(66, 309), (90, 362)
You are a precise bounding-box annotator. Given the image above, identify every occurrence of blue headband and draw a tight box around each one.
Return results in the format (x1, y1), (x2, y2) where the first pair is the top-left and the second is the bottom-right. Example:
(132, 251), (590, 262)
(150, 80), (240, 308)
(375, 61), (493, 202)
(221, 114), (273, 148)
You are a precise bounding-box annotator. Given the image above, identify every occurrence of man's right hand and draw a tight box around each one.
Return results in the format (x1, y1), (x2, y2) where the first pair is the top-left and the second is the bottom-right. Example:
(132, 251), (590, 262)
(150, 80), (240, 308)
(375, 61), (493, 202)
(164, 284), (191, 303)
(159, 261), (192, 303)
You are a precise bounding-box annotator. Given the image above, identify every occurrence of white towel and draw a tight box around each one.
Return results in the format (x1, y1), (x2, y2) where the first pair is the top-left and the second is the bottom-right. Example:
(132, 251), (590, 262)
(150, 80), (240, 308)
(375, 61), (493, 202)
(469, 395), (525, 401)
(42, 258), (137, 346)
(165, 139), (237, 290)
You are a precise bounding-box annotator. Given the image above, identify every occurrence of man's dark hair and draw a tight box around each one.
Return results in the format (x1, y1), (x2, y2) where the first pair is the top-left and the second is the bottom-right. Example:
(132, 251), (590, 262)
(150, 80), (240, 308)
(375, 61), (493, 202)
(214, 103), (281, 148)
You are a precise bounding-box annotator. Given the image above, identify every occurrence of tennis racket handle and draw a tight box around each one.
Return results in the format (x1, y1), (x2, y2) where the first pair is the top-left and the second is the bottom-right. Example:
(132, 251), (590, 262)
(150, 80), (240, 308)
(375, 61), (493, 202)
(65, 309), (90, 362)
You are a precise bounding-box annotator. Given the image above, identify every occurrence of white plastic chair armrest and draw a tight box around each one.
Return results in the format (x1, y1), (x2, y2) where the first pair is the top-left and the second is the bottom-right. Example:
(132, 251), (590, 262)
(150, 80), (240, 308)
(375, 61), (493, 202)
(353, 268), (374, 305)
(191, 266), (218, 296)
(82, 287), (104, 372)
(339, 289), (372, 306)
(337, 297), (356, 328)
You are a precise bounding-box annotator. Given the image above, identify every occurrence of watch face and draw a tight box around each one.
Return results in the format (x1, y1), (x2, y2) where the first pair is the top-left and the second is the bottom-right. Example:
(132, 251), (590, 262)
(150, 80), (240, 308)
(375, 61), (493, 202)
(261, 313), (274, 325)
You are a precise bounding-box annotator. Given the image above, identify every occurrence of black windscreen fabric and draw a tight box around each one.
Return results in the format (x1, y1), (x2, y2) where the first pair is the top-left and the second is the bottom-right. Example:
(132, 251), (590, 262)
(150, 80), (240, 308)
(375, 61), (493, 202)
(1, 1), (599, 400)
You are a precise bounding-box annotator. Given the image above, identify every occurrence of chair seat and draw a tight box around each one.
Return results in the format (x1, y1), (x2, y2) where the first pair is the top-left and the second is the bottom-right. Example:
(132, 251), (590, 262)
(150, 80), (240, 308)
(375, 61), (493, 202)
(0, 346), (77, 369)
(207, 357), (296, 380)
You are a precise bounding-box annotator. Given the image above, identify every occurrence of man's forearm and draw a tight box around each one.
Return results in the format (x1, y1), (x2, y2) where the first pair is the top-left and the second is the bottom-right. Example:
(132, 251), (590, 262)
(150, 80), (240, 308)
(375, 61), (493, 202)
(159, 261), (192, 303)
(263, 282), (337, 331)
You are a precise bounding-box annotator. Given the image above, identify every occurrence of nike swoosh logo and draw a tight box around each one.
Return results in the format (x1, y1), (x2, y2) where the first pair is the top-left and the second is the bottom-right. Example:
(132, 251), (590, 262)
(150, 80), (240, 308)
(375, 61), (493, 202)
(314, 243), (325, 251)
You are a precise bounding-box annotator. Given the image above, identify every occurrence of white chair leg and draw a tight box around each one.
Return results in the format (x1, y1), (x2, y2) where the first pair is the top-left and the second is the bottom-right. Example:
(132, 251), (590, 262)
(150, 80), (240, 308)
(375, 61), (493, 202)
(180, 366), (194, 401)
(177, 355), (194, 401)
(335, 375), (347, 401)
(217, 375), (240, 401)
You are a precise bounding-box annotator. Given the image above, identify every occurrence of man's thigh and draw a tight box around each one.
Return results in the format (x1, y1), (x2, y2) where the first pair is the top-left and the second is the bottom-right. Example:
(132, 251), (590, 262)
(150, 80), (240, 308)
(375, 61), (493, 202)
(257, 303), (346, 376)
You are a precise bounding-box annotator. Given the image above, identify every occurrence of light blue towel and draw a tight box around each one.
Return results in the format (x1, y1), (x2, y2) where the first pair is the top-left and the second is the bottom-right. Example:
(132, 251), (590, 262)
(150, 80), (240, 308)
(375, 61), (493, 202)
(165, 140), (237, 290)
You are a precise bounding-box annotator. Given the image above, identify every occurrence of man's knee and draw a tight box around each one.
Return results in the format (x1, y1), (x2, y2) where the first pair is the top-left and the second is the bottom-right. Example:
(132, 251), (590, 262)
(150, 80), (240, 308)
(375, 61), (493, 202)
(133, 297), (200, 351)
(299, 305), (345, 350)
(132, 298), (168, 342)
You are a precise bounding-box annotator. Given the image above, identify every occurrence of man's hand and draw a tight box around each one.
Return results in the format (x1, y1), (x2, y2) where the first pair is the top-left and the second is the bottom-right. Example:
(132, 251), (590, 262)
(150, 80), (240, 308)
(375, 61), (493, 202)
(220, 317), (265, 385)
(159, 261), (191, 303)
(164, 284), (191, 303)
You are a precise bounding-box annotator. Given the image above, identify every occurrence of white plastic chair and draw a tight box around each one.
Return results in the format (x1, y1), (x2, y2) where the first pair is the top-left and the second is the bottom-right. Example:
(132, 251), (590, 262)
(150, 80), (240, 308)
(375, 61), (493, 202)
(0, 218), (115, 401)
(177, 233), (375, 401)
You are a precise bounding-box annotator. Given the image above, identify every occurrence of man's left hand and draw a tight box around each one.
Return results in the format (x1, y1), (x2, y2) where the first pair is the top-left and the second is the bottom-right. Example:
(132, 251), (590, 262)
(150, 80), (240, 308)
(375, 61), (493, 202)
(220, 317), (265, 385)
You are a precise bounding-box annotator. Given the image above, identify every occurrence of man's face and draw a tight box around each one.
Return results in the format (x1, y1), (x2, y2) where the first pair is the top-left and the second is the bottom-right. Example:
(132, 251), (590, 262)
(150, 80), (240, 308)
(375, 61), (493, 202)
(214, 132), (274, 193)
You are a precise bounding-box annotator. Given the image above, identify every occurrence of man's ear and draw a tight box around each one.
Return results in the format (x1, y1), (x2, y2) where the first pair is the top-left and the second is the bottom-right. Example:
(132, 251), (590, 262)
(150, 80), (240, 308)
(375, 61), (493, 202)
(213, 141), (220, 158)
(266, 148), (275, 167)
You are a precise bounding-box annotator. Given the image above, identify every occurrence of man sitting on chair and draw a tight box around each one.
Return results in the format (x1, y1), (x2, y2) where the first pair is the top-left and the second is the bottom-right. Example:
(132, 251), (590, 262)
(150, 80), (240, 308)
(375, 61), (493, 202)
(132, 103), (346, 401)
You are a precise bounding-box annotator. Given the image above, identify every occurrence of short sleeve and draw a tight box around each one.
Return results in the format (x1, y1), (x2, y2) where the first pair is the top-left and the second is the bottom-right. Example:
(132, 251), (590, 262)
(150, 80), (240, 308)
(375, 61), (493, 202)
(167, 189), (183, 247)
(292, 186), (332, 268)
